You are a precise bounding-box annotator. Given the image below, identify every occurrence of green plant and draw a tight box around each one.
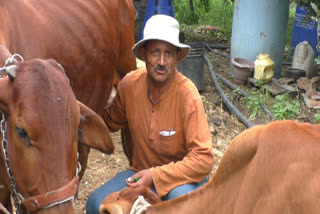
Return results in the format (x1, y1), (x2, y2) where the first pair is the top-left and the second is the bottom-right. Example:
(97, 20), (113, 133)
(254, 80), (265, 88)
(174, 0), (199, 25)
(284, 2), (298, 61)
(314, 113), (320, 121)
(297, 0), (320, 20)
(242, 87), (270, 120)
(272, 93), (300, 120)
(174, 0), (234, 37)
(245, 92), (265, 119)
(197, 0), (234, 37)
(286, 2), (297, 47)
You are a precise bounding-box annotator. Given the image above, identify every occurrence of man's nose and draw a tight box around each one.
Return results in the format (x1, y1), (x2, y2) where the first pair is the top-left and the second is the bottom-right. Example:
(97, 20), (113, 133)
(158, 53), (166, 66)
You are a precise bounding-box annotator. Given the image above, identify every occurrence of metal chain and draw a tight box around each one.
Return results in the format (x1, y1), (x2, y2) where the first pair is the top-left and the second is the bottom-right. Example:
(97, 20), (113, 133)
(1, 112), (25, 214)
(0, 54), (25, 213)
(0, 111), (80, 213)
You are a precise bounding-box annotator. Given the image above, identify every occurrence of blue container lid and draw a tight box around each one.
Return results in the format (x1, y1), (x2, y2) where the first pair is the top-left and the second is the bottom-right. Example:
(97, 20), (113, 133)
(140, 0), (175, 40)
(146, 0), (174, 8)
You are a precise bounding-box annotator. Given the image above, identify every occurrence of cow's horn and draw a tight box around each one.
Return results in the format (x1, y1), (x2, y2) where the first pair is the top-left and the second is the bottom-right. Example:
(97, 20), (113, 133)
(6, 65), (17, 79)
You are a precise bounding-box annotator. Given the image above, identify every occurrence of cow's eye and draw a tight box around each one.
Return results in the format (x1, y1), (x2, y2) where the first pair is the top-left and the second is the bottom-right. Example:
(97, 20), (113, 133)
(16, 127), (31, 146)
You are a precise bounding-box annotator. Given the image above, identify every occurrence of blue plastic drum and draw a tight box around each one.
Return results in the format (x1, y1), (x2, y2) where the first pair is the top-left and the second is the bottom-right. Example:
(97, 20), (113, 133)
(230, 0), (290, 78)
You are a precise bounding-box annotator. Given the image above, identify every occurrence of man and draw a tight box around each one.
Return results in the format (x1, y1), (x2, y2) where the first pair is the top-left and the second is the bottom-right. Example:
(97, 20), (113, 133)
(86, 14), (214, 214)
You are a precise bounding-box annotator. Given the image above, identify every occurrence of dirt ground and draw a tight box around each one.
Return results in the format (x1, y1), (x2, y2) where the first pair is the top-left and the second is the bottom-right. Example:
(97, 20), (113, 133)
(74, 30), (320, 213)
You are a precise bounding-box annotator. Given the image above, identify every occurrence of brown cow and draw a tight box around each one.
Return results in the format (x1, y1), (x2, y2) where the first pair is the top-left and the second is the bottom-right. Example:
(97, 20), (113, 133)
(0, 58), (114, 213)
(102, 120), (320, 214)
(0, 0), (137, 179)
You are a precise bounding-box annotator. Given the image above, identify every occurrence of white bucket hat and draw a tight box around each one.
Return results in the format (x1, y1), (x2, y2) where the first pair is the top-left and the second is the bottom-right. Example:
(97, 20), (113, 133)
(132, 14), (190, 62)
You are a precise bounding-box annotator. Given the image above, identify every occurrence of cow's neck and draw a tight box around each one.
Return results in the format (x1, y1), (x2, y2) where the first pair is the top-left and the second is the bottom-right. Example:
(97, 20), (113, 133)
(0, 0), (41, 59)
(0, 45), (11, 66)
(0, 1), (12, 62)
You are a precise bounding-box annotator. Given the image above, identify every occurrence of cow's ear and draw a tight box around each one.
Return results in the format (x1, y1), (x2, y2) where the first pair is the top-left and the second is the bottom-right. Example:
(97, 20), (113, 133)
(100, 203), (125, 214)
(77, 101), (115, 154)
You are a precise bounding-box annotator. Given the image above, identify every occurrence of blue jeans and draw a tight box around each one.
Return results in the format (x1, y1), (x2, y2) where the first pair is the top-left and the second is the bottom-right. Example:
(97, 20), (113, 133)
(86, 169), (208, 214)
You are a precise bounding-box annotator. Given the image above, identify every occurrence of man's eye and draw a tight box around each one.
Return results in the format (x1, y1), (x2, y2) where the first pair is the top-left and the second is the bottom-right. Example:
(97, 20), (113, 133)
(151, 50), (158, 55)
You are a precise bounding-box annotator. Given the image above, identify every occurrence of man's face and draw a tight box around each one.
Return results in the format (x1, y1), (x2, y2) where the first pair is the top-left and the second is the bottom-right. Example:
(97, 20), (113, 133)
(140, 40), (181, 87)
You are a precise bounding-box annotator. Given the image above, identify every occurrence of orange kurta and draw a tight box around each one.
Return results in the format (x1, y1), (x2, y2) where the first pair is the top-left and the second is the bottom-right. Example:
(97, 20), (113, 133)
(104, 67), (214, 197)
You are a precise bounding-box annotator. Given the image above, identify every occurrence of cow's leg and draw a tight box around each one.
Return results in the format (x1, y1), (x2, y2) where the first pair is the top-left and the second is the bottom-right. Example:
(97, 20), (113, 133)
(117, 0), (137, 82)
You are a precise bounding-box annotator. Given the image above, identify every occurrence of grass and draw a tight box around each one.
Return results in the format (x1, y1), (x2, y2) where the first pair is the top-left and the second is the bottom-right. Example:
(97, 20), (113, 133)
(272, 93), (300, 120)
(174, 0), (234, 38)
(284, 2), (298, 60)
(174, 0), (298, 47)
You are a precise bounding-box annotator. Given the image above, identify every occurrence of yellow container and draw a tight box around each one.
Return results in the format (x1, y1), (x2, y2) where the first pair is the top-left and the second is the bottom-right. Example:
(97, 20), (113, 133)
(254, 53), (274, 83)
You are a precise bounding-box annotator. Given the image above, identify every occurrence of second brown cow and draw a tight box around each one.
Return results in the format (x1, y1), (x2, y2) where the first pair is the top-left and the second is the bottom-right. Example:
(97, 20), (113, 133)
(101, 120), (320, 214)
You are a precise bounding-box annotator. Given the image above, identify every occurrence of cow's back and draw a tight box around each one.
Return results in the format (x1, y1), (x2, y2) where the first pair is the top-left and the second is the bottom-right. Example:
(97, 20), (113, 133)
(229, 121), (320, 213)
(146, 120), (320, 214)
(196, 120), (320, 213)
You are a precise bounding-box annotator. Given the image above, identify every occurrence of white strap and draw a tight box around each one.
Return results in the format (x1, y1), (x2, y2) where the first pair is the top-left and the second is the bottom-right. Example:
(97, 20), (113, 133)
(130, 195), (151, 214)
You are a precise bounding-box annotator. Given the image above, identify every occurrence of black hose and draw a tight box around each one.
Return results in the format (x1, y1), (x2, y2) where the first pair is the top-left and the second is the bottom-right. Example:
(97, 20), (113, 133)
(201, 42), (292, 66)
(215, 73), (274, 120)
(202, 42), (230, 58)
(190, 42), (230, 58)
(208, 44), (230, 50)
(200, 42), (274, 120)
(204, 55), (254, 128)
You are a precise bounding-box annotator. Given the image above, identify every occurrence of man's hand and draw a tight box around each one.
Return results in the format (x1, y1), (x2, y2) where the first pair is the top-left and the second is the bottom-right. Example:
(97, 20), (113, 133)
(126, 169), (153, 188)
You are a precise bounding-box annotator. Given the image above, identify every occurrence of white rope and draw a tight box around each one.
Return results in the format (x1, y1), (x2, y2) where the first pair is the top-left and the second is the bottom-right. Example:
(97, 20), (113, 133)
(0, 202), (11, 214)
(10, 54), (24, 64)
(129, 195), (151, 214)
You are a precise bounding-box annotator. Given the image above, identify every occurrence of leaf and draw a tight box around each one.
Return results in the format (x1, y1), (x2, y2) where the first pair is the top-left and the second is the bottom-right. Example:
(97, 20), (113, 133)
(315, 114), (320, 121)
(311, 2), (319, 14)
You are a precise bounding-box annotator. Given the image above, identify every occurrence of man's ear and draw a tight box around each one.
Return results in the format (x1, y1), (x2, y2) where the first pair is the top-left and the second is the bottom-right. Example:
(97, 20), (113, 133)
(139, 47), (146, 61)
(177, 49), (182, 62)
